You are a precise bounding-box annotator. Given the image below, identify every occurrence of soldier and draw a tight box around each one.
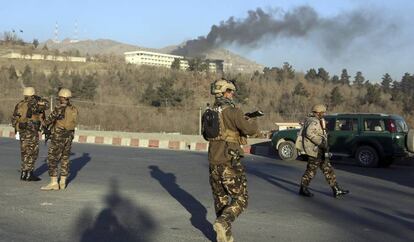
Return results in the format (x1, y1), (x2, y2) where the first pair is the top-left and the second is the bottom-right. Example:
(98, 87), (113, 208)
(11, 87), (49, 181)
(296, 104), (349, 198)
(41, 88), (78, 191)
(205, 79), (258, 242)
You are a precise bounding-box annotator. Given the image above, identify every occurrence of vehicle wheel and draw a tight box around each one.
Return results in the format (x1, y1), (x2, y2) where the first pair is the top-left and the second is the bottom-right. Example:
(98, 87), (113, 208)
(355, 146), (379, 167)
(278, 141), (298, 161)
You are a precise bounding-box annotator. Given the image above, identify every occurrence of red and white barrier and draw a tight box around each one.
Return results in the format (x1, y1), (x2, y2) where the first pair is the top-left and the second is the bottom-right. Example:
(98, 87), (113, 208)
(0, 127), (270, 155)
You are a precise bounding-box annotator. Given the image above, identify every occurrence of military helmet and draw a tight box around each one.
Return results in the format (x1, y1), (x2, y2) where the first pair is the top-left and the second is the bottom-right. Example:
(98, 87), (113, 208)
(312, 104), (327, 113)
(210, 79), (236, 95)
(23, 87), (35, 96)
(58, 88), (72, 98)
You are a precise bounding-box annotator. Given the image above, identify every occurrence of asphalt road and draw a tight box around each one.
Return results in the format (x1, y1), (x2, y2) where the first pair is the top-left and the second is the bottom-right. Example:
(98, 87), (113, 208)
(0, 137), (413, 242)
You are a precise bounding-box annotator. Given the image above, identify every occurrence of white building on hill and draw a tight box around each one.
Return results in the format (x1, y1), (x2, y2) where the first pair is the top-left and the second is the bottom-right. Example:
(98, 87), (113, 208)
(124, 50), (189, 70)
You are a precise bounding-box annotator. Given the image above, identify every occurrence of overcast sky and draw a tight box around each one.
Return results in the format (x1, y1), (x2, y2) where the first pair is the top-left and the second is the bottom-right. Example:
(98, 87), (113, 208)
(1, 0), (413, 81)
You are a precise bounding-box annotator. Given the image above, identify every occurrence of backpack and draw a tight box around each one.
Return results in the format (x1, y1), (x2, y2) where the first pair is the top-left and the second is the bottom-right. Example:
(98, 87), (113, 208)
(201, 106), (243, 144)
(202, 107), (221, 140)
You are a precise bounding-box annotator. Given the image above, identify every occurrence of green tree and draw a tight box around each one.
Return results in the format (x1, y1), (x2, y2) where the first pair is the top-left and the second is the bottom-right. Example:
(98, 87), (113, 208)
(304, 68), (318, 82)
(171, 58), (181, 70)
(48, 65), (62, 95)
(381, 73), (392, 92)
(329, 86), (344, 107)
(188, 58), (208, 72)
(340, 69), (350, 85)
(317, 68), (330, 83)
(330, 75), (339, 84)
(141, 83), (157, 105)
(353, 71), (365, 86)
(234, 80), (249, 104)
(22, 65), (33, 86)
(8, 65), (18, 80)
(279, 62), (295, 81)
(32, 39), (39, 48)
(292, 82), (310, 97)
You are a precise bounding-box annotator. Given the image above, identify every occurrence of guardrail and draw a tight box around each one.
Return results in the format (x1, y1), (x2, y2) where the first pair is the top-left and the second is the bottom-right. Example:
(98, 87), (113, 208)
(0, 125), (272, 155)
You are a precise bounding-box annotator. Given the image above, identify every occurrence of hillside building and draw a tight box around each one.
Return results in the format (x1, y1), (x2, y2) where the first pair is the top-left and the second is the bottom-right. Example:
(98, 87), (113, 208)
(1, 52), (86, 62)
(124, 50), (224, 72)
(124, 50), (189, 70)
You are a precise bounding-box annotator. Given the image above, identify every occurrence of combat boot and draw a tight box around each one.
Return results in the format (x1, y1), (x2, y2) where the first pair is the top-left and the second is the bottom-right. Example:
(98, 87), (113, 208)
(59, 176), (67, 190)
(25, 171), (41, 181)
(20, 171), (27, 181)
(213, 219), (228, 242)
(40, 177), (59, 191)
(227, 235), (234, 242)
(299, 185), (313, 197)
(332, 184), (349, 198)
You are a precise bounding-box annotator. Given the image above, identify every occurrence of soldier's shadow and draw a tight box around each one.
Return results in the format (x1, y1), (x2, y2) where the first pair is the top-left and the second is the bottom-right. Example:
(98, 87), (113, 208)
(74, 179), (157, 242)
(149, 165), (215, 241)
(67, 152), (91, 186)
(34, 152), (91, 186)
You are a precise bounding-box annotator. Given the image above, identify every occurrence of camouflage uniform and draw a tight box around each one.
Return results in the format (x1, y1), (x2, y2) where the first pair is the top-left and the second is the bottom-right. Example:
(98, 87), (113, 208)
(208, 99), (258, 239)
(45, 104), (77, 177)
(297, 114), (337, 187)
(11, 96), (48, 175)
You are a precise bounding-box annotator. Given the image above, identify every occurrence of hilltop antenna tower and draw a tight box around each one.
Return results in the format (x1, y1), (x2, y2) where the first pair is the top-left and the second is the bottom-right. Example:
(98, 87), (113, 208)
(53, 21), (60, 43)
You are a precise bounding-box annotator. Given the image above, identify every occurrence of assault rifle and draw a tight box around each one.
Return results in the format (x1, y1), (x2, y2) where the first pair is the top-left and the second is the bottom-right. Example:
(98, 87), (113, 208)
(245, 110), (264, 118)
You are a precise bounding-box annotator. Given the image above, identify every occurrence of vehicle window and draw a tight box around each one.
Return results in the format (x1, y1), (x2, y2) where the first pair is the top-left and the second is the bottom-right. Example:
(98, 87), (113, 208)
(335, 118), (357, 131)
(364, 119), (385, 132)
(325, 118), (335, 131)
(395, 119), (409, 132)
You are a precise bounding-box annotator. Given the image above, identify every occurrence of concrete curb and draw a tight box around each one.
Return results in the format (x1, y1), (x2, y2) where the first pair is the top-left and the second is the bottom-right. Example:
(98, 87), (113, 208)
(0, 126), (273, 156)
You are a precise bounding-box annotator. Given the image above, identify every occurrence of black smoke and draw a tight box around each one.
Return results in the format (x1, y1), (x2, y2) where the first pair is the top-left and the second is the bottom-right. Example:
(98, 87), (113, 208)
(172, 6), (397, 58)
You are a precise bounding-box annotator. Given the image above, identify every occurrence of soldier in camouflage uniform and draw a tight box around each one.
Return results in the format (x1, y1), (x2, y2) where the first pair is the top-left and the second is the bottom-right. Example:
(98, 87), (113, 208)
(207, 79), (258, 242)
(296, 104), (349, 198)
(41, 88), (78, 191)
(11, 87), (49, 181)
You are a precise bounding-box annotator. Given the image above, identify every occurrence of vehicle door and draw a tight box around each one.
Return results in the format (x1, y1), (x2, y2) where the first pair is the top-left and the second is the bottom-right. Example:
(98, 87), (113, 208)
(360, 118), (392, 154)
(328, 117), (359, 155)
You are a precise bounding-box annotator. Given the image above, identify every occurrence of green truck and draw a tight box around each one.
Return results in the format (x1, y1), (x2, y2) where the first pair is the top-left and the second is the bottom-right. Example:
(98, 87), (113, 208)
(271, 113), (414, 167)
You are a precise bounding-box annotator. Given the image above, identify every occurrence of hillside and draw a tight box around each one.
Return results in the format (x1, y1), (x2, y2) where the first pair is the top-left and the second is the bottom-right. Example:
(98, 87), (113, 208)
(43, 39), (264, 73)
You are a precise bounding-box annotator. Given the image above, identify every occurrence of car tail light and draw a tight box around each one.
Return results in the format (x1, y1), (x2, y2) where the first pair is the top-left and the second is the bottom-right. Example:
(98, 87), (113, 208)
(386, 120), (397, 133)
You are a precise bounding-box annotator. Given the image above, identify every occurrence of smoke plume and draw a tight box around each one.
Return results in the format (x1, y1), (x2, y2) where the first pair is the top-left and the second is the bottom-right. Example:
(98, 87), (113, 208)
(172, 6), (397, 58)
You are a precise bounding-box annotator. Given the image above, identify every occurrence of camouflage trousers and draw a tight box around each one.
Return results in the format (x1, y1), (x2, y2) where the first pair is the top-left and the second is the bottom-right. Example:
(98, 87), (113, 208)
(301, 154), (337, 187)
(209, 160), (248, 232)
(47, 129), (74, 177)
(19, 129), (40, 172)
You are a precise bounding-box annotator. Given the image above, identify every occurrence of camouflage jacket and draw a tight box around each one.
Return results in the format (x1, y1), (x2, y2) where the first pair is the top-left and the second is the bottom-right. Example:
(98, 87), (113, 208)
(208, 105), (258, 165)
(295, 114), (327, 158)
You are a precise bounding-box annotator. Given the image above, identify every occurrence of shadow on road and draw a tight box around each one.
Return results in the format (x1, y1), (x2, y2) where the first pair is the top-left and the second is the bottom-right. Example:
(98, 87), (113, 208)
(334, 163), (414, 189)
(248, 168), (299, 195)
(74, 179), (157, 242)
(34, 152), (82, 180)
(149, 165), (215, 241)
(67, 153), (92, 185)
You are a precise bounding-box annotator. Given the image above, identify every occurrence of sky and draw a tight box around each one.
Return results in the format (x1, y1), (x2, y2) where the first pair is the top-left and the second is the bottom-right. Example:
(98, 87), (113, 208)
(1, 0), (413, 81)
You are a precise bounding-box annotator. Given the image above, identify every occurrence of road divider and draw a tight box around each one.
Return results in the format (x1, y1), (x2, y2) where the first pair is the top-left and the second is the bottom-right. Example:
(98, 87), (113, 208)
(0, 125), (272, 156)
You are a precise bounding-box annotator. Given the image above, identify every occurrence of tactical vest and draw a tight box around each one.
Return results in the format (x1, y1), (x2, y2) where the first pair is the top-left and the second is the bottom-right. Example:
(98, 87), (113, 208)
(206, 106), (246, 145)
(16, 101), (41, 124)
(55, 105), (78, 131)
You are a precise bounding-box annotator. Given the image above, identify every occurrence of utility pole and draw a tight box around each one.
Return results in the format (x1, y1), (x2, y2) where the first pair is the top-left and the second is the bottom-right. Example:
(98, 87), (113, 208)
(198, 107), (202, 135)
(50, 96), (53, 112)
